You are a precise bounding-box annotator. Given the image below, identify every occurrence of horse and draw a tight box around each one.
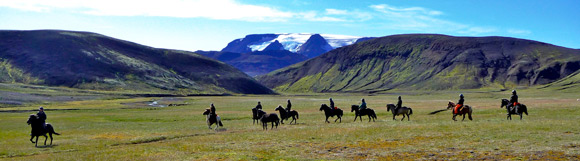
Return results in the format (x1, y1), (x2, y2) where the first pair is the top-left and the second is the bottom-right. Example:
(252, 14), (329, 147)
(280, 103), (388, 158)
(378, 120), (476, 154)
(500, 99), (528, 120)
(202, 109), (223, 130)
(252, 107), (261, 125)
(446, 101), (473, 121)
(386, 104), (413, 121)
(275, 105), (299, 124)
(257, 110), (280, 130)
(350, 105), (377, 122)
(27, 114), (60, 147)
(319, 104), (343, 123)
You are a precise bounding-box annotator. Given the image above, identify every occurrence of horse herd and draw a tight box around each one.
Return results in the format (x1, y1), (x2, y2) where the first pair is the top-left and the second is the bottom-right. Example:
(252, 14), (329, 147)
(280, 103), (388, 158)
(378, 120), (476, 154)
(26, 98), (529, 147)
(207, 98), (529, 130)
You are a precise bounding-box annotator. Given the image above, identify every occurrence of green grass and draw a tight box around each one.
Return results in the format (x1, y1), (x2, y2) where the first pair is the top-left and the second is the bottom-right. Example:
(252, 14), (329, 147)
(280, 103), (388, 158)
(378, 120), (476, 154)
(1, 90), (579, 160)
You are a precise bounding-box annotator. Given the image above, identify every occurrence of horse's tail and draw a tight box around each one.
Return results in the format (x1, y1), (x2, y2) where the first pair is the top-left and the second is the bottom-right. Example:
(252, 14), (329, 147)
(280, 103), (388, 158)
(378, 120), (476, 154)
(409, 108), (413, 115)
(296, 112), (299, 119)
(47, 124), (60, 135)
(523, 105), (528, 115)
(338, 109), (343, 117)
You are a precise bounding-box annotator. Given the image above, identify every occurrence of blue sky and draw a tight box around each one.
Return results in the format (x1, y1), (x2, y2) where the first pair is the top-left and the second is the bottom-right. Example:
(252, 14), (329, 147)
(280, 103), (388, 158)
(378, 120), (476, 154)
(0, 0), (578, 51)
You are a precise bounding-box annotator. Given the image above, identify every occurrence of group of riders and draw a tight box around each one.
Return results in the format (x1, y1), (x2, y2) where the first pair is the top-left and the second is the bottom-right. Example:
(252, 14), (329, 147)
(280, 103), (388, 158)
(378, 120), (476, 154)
(253, 99), (293, 112)
(248, 89), (521, 116)
(453, 90), (521, 114)
(33, 90), (523, 134)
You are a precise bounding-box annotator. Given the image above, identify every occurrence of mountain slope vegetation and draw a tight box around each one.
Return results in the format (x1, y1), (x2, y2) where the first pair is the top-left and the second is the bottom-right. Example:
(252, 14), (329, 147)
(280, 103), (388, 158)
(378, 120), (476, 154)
(257, 34), (580, 93)
(0, 30), (274, 94)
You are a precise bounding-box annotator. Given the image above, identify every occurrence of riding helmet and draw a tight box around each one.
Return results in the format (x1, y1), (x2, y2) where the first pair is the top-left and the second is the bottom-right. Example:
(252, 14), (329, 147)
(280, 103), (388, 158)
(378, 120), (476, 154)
(459, 94), (464, 97)
(512, 90), (517, 94)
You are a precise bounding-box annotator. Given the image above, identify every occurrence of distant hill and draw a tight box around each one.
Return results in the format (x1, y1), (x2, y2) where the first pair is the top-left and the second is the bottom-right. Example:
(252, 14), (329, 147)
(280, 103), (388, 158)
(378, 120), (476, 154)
(0, 30), (274, 94)
(196, 50), (308, 76)
(257, 34), (580, 93)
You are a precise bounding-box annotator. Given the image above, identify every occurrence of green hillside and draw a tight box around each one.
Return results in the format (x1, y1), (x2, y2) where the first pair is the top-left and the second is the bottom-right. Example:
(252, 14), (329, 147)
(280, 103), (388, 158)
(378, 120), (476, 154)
(0, 30), (274, 94)
(257, 34), (580, 93)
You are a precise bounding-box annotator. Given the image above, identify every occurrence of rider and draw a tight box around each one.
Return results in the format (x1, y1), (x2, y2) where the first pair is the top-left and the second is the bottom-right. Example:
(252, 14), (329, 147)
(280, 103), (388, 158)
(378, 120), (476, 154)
(330, 98), (336, 110)
(255, 101), (262, 110)
(509, 90), (519, 112)
(396, 96), (403, 112)
(286, 99), (292, 112)
(37, 106), (47, 129)
(359, 98), (367, 111)
(455, 94), (464, 114)
(210, 103), (216, 116)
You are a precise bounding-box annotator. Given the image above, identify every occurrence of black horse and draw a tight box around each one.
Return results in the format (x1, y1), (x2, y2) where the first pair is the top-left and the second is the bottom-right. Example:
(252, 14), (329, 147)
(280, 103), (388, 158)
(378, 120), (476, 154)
(350, 105), (377, 122)
(27, 114), (60, 147)
(319, 104), (343, 123)
(386, 104), (413, 121)
(203, 109), (223, 130)
(257, 110), (280, 130)
(252, 107), (260, 125)
(275, 105), (299, 124)
(501, 99), (528, 120)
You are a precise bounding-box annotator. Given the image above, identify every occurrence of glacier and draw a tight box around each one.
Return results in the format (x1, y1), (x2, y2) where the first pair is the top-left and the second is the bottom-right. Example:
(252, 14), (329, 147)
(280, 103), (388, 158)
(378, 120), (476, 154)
(247, 33), (363, 53)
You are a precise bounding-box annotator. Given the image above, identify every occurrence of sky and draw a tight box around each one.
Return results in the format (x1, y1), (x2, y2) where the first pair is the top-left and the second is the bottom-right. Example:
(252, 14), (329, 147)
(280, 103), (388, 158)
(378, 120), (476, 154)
(0, 0), (578, 51)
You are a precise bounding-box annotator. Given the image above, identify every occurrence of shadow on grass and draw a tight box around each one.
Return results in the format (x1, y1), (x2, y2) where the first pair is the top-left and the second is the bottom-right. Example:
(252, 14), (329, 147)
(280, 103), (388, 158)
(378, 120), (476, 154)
(36, 144), (57, 148)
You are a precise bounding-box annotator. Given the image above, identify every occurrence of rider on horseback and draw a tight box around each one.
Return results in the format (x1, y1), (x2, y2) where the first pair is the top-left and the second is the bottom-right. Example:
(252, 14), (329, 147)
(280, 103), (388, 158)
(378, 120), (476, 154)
(359, 98), (367, 111)
(286, 99), (292, 113)
(396, 96), (402, 112)
(37, 106), (47, 129)
(455, 94), (464, 114)
(255, 101), (262, 110)
(209, 103), (217, 120)
(330, 98), (337, 110)
(509, 90), (519, 113)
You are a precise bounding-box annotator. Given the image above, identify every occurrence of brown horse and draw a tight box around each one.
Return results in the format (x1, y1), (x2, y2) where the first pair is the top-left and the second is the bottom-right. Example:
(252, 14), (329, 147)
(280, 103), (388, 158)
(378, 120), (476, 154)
(500, 99), (528, 120)
(386, 104), (413, 121)
(203, 109), (223, 130)
(319, 104), (343, 123)
(257, 109), (280, 130)
(350, 105), (376, 122)
(27, 114), (60, 147)
(275, 105), (299, 124)
(446, 101), (473, 121)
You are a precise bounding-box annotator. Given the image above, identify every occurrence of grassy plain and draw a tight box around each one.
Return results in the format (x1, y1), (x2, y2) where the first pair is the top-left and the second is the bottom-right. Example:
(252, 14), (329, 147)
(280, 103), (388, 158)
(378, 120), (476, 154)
(1, 89), (579, 160)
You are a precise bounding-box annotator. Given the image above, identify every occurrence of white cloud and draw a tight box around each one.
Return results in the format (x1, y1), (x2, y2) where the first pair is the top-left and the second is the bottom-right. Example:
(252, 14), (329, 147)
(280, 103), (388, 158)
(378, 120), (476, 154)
(300, 11), (346, 22)
(368, 4), (501, 36)
(457, 27), (498, 35)
(326, 9), (348, 15)
(508, 29), (532, 35)
(0, 0), (294, 22)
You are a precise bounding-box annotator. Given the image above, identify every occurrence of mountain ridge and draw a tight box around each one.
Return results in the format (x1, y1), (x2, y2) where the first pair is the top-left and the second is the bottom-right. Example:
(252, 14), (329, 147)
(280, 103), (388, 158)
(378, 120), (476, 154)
(0, 30), (274, 94)
(257, 34), (580, 93)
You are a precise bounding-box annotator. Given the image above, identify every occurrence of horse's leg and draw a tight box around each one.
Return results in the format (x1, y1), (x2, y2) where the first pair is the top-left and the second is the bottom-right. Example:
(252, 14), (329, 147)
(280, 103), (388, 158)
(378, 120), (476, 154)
(519, 114), (523, 120)
(401, 114), (405, 121)
(368, 115), (371, 122)
(30, 136), (35, 143)
(325, 116), (330, 123)
(353, 115), (358, 122)
(49, 133), (53, 145)
(407, 113), (410, 121)
(35, 136), (39, 147)
(453, 114), (457, 121)
(393, 114), (396, 121)
(462, 114), (466, 121)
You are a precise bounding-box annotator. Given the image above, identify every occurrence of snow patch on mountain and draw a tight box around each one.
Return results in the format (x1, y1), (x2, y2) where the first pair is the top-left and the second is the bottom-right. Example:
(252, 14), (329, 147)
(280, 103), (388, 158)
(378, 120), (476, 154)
(247, 33), (363, 53)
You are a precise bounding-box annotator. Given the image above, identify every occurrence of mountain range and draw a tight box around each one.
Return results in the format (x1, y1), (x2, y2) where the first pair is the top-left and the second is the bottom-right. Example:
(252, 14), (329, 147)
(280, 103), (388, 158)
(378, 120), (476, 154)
(199, 33), (373, 76)
(0, 30), (274, 94)
(257, 34), (580, 93)
(221, 33), (373, 58)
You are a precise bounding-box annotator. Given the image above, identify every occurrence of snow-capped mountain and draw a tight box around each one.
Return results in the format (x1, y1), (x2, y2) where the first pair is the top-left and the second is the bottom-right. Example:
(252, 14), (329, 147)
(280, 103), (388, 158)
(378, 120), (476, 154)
(221, 33), (373, 58)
